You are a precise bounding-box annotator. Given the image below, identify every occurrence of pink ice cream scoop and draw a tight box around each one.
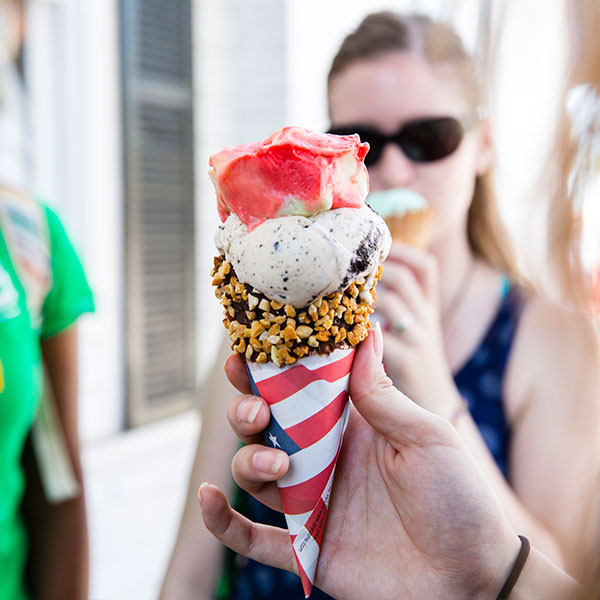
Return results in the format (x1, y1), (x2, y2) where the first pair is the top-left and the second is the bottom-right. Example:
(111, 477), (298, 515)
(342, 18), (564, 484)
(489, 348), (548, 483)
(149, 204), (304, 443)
(209, 126), (370, 231)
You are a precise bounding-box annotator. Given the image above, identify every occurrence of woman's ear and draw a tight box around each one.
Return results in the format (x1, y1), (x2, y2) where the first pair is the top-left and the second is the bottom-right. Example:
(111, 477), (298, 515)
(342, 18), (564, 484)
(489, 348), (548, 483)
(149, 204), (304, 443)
(475, 117), (494, 175)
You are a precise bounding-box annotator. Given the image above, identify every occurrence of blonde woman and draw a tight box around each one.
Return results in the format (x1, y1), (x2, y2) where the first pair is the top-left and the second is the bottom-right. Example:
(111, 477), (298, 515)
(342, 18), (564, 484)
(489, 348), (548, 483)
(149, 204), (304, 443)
(322, 12), (599, 579)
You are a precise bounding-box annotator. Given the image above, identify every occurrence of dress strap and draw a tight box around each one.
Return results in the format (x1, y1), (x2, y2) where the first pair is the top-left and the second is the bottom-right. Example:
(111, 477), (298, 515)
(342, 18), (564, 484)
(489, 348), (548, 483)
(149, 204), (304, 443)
(500, 274), (511, 299)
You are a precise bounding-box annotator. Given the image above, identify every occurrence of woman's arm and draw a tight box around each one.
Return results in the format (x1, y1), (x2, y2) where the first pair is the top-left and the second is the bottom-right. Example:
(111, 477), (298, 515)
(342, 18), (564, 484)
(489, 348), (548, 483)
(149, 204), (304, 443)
(160, 337), (240, 600)
(450, 410), (567, 565)
(442, 298), (600, 576)
(503, 297), (600, 579)
(22, 326), (88, 600)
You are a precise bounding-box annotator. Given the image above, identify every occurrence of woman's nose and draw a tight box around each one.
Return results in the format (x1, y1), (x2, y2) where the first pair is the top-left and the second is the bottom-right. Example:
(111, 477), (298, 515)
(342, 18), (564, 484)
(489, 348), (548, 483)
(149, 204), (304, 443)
(369, 142), (417, 190)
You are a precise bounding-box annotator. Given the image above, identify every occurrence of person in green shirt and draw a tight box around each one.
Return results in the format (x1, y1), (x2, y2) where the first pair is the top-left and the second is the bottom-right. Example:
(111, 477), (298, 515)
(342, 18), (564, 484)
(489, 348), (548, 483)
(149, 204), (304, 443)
(0, 190), (95, 600)
(0, 1), (95, 598)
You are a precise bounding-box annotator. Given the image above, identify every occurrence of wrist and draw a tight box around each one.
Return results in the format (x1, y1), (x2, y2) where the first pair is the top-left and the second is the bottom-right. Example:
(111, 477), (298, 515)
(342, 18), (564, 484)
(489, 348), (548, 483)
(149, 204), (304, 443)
(435, 387), (468, 424)
(469, 533), (521, 600)
(448, 395), (469, 427)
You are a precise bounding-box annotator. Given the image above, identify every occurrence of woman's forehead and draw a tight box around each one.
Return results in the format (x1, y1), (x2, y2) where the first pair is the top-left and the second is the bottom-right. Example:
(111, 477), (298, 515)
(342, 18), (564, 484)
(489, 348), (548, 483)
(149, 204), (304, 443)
(329, 52), (470, 126)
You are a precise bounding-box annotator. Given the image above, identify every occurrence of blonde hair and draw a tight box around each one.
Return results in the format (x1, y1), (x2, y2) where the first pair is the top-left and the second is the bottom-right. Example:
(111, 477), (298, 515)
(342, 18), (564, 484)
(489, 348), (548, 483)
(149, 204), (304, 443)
(328, 12), (519, 280)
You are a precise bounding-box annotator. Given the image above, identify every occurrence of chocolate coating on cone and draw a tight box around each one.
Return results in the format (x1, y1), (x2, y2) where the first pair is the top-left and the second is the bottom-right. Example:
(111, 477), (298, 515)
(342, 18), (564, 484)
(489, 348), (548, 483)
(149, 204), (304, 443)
(212, 255), (382, 366)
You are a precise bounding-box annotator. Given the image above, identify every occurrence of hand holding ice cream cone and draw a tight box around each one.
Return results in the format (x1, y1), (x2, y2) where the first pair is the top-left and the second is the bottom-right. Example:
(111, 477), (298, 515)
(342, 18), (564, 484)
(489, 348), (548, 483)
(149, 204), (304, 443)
(199, 327), (522, 600)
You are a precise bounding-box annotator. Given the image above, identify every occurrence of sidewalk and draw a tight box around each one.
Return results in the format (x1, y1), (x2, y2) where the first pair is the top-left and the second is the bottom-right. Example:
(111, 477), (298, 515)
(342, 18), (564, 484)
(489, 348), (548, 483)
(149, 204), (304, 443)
(83, 411), (200, 600)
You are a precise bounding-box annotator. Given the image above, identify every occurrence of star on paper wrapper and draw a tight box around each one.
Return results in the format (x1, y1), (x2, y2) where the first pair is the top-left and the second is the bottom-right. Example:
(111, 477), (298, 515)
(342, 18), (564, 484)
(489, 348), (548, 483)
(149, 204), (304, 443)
(247, 348), (354, 597)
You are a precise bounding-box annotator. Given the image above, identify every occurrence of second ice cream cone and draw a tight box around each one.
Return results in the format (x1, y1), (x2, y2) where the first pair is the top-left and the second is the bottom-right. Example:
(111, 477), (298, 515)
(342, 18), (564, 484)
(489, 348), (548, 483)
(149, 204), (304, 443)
(247, 348), (355, 598)
(368, 188), (434, 249)
(384, 207), (435, 249)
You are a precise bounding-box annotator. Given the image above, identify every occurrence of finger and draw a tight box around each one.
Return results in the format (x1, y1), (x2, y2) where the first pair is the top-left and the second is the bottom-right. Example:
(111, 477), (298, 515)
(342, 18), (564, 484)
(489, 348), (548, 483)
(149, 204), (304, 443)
(231, 445), (287, 511)
(386, 243), (439, 300)
(381, 329), (413, 366)
(350, 326), (435, 446)
(199, 483), (296, 574)
(227, 394), (272, 444)
(380, 262), (427, 317)
(380, 332), (413, 390)
(374, 290), (415, 339)
(224, 353), (252, 394)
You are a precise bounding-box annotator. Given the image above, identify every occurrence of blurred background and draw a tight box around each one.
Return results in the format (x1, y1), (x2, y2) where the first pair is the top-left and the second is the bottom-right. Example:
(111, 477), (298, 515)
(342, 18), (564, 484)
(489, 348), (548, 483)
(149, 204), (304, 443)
(4, 0), (598, 597)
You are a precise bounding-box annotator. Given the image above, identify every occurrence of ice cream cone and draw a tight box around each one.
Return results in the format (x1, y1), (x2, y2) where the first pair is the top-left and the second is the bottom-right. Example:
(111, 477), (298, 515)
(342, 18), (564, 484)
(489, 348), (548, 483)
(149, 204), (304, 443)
(384, 207), (435, 249)
(246, 347), (355, 598)
(209, 127), (390, 596)
(367, 188), (435, 249)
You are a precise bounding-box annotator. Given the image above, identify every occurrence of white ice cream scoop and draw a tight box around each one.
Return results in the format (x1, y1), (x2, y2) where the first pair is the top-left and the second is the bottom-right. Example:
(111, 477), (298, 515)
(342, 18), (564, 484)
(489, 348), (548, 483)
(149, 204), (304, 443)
(215, 205), (391, 308)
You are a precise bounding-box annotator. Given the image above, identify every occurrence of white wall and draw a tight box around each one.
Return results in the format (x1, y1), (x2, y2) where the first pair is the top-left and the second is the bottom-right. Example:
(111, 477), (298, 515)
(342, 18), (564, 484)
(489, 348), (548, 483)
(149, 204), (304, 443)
(27, 0), (124, 443)
(492, 0), (567, 286)
(195, 0), (287, 382)
(285, 0), (413, 131)
(25, 3), (187, 599)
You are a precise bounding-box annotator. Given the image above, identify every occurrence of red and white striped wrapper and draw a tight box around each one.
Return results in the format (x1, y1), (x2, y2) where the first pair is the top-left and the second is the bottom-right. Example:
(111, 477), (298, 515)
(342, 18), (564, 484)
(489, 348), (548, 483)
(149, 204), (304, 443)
(246, 347), (355, 598)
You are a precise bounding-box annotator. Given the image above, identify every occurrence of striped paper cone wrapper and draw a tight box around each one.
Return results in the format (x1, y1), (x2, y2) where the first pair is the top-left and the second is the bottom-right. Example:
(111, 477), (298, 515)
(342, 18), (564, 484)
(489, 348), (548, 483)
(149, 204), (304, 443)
(246, 347), (355, 598)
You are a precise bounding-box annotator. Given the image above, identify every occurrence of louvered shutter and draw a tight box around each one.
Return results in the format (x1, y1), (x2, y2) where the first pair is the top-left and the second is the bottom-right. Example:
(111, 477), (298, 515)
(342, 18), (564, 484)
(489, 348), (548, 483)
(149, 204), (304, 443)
(121, 0), (196, 426)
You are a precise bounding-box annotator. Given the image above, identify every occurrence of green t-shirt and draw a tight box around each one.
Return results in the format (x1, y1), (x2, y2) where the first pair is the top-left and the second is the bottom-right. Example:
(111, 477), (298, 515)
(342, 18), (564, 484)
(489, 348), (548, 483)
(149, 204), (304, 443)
(0, 202), (94, 600)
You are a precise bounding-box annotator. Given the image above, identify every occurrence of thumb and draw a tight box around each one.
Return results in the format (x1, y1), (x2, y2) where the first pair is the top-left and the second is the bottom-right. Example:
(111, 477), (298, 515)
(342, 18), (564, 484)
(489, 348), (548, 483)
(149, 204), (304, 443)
(350, 323), (430, 444)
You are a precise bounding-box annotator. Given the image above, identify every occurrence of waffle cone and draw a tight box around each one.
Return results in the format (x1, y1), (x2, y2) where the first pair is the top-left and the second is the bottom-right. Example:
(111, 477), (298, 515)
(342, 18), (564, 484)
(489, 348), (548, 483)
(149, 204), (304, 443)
(246, 348), (355, 597)
(384, 206), (435, 249)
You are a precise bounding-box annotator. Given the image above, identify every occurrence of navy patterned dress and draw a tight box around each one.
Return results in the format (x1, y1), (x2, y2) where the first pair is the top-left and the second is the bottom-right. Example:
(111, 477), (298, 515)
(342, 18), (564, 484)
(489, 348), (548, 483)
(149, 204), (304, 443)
(218, 281), (522, 600)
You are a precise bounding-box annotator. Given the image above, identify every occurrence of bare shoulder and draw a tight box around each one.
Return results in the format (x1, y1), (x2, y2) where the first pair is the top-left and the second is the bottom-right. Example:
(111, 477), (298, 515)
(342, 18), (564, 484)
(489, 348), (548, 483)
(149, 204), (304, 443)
(505, 292), (600, 420)
(518, 294), (598, 354)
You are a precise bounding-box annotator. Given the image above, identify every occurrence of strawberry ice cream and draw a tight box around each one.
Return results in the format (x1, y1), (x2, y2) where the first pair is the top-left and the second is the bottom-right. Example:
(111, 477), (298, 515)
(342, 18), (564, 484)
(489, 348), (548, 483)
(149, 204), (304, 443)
(209, 126), (370, 231)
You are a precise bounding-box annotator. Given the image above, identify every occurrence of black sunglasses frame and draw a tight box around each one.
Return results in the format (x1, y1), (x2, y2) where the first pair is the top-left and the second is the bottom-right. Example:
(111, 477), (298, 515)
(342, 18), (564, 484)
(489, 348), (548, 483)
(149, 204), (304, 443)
(327, 113), (480, 167)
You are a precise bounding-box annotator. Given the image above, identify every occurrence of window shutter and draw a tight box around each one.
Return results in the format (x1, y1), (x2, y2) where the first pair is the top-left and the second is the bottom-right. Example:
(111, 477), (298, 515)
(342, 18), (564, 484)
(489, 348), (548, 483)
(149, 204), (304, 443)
(121, 0), (196, 426)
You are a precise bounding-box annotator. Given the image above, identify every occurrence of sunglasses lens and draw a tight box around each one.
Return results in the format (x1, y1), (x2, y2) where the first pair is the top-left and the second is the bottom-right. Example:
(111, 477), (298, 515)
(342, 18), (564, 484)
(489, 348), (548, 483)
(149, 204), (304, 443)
(399, 117), (464, 162)
(327, 117), (465, 166)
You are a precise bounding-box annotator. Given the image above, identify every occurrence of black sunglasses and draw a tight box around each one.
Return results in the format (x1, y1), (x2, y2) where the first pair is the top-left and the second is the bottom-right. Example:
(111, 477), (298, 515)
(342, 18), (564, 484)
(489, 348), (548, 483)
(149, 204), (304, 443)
(327, 115), (478, 167)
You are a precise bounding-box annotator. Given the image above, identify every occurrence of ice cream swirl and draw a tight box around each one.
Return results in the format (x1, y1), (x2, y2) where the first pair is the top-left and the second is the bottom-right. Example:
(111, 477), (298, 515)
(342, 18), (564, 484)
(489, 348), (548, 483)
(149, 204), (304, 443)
(215, 205), (390, 308)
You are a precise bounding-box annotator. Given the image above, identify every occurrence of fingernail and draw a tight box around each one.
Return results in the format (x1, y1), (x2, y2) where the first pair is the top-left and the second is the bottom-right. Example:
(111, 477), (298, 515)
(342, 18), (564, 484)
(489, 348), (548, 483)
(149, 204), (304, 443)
(197, 481), (209, 512)
(252, 450), (284, 474)
(237, 397), (262, 424)
(373, 321), (384, 361)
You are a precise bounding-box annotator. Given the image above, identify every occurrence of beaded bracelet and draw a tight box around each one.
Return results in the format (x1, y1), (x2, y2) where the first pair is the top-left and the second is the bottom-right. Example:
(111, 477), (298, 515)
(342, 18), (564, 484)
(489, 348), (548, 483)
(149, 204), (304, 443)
(496, 535), (531, 599)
